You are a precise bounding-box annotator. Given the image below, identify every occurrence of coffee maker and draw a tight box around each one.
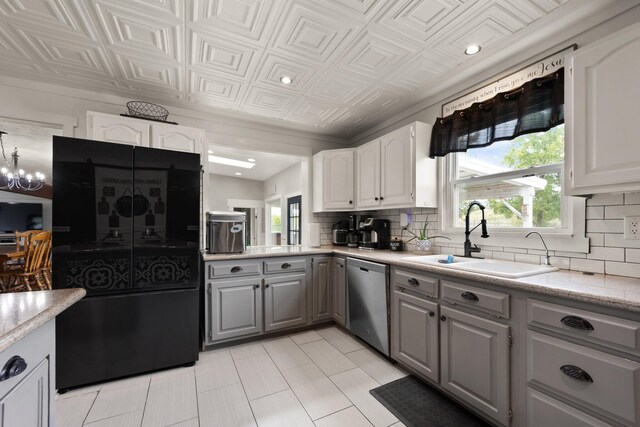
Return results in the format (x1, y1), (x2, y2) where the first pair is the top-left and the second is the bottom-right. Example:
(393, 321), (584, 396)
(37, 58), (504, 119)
(346, 214), (360, 247)
(359, 218), (390, 249)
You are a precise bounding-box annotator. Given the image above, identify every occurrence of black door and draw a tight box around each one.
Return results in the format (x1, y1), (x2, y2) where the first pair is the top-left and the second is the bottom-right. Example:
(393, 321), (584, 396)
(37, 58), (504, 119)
(287, 195), (301, 245)
(132, 147), (201, 290)
(52, 137), (134, 296)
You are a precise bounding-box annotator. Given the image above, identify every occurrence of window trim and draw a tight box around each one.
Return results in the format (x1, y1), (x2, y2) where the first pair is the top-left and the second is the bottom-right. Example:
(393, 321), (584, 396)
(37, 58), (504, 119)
(437, 155), (589, 253)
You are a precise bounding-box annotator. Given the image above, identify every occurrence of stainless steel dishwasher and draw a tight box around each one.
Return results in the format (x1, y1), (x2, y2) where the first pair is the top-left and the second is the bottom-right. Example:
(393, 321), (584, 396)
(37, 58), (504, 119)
(347, 257), (390, 356)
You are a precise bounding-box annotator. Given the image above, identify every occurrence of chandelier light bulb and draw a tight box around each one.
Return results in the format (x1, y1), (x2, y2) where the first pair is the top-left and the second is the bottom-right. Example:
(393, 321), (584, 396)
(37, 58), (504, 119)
(6, 173), (13, 179)
(1, 167), (6, 174)
(26, 174), (32, 181)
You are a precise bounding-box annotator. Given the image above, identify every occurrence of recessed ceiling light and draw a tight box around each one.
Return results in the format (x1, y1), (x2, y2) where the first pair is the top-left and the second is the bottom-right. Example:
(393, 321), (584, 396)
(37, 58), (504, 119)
(235, 172), (242, 176)
(208, 155), (256, 169)
(247, 158), (256, 163)
(280, 76), (292, 85)
(465, 45), (481, 55)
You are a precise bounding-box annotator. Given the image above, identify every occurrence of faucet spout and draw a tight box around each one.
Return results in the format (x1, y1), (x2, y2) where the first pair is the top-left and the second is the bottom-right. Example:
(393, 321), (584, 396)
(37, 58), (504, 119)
(464, 201), (489, 258)
(526, 231), (551, 265)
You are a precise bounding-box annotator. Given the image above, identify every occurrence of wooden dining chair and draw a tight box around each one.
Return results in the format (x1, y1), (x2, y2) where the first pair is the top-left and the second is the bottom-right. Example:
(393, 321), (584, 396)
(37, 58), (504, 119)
(15, 230), (40, 252)
(0, 231), (51, 292)
(38, 236), (53, 290)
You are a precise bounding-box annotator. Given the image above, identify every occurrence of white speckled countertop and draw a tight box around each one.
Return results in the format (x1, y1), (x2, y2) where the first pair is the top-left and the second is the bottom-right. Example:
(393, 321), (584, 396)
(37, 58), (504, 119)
(203, 246), (640, 312)
(0, 289), (86, 353)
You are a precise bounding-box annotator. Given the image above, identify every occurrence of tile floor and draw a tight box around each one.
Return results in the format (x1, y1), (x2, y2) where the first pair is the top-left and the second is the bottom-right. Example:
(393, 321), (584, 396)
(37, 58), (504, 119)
(56, 326), (408, 427)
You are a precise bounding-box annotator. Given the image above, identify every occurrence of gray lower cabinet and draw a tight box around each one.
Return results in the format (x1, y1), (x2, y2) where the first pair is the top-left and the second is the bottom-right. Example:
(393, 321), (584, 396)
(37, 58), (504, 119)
(264, 274), (307, 332)
(392, 288), (439, 383)
(208, 276), (262, 342)
(332, 257), (347, 326)
(0, 359), (49, 427)
(312, 257), (332, 322)
(440, 306), (510, 426)
(527, 388), (612, 427)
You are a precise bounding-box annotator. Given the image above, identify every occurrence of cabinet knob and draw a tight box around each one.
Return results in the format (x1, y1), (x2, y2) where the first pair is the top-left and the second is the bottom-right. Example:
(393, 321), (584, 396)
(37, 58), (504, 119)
(440, 315), (446, 322)
(429, 311), (435, 317)
(560, 365), (593, 383)
(265, 283), (270, 288)
(560, 315), (594, 331)
(254, 284), (260, 289)
(374, 197), (379, 201)
(380, 196), (384, 201)
(0, 356), (27, 382)
(349, 200), (353, 204)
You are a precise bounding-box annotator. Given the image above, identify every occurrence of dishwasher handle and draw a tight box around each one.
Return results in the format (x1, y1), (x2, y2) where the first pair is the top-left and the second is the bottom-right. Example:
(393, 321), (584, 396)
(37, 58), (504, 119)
(359, 267), (369, 272)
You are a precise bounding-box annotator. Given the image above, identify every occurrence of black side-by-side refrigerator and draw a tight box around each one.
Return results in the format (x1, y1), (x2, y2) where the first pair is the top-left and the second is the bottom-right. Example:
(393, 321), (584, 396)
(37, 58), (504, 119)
(52, 136), (201, 391)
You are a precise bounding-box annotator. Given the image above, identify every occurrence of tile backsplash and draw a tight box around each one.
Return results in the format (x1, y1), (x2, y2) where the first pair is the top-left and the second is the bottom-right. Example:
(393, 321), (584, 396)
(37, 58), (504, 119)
(312, 192), (640, 279)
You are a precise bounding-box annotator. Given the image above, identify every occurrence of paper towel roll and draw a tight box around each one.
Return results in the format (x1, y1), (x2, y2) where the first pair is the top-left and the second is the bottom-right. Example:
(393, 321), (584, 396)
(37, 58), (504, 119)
(308, 223), (321, 247)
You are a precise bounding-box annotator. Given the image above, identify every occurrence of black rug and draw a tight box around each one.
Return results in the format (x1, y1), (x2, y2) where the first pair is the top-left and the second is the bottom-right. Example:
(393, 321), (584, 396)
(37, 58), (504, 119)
(369, 376), (492, 427)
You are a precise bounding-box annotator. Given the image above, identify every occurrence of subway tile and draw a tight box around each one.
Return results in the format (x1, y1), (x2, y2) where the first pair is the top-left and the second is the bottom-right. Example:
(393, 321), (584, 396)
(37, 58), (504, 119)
(503, 247), (528, 254)
(492, 252), (515, 261)
(587, 247), (625, 262)
(587, 193), (624, 206)
(627, 249), (640, 263)
(515, 253), (541, 265)
(549, 256), (571, 269)
(586, 233), (605, 246)
(586, 206), (605, 219)
(604, 204), (640, 219)
(625, 193), (640, 204)
(605, 261), (640, 278)
(555, 250), (587, 259)
(605, 233), (640, 249)
(586, 219), (624, 233)
(570, 258), (605, 274)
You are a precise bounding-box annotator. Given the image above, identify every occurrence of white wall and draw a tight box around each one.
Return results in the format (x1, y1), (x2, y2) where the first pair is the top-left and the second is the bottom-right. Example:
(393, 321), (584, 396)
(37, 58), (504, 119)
(263, 163), (302, 245)
(208, 174), (264, 211)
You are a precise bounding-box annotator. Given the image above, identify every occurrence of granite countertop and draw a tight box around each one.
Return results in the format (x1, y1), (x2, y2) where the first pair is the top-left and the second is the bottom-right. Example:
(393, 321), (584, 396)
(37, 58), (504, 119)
(203, 245), (640, 313)
(0, 289), (86, 353)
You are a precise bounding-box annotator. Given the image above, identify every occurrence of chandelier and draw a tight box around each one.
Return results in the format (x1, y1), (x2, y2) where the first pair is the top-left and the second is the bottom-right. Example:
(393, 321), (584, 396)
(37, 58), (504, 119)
(0, 131), (45, 191)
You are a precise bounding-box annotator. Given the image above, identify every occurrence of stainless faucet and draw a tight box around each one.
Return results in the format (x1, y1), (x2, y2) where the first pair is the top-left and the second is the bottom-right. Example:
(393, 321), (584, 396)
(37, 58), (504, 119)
(464, 201), (489, 258)
(525, 231), (551, 265)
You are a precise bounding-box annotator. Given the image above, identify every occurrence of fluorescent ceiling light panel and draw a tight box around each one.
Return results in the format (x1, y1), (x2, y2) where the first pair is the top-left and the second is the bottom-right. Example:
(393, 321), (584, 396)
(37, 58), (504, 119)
(209, 155), (256, 169)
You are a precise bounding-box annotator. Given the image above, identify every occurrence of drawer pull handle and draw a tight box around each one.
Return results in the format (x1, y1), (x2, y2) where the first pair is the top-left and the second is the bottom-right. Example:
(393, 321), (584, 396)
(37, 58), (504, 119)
(230, 266), (243, 273)
(560, 316), (594, 331)
(461, 291), (479, 302)
(281, 263), (292, 269)
(0, 356), (27, 382)
(407, 278), (419, 286)
(560, 365), (593, 383)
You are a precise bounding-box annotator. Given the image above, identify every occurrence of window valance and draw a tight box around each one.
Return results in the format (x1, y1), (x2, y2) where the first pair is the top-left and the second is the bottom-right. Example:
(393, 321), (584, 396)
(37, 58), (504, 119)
(429, 68), (564, 158)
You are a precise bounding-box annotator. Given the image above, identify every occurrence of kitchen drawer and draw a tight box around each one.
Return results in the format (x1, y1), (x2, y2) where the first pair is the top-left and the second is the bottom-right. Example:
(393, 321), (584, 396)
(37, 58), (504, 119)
(527, 388), (613, 427)
(441, 281), (510, 319)
(528, 299), (640, 356)
(207, 260), (262, 278)
(527, 331), (640, 426)
(264, 257), (307, 274)
(0, 319), (53, 398)
(393, 269), (438, 298)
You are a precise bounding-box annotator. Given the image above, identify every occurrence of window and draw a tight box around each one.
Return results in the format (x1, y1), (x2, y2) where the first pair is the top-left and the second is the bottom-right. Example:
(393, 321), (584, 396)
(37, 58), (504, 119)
(287, 195), (301, 245)
(447, 125), (568, 231)
(266, 198), (281, 245)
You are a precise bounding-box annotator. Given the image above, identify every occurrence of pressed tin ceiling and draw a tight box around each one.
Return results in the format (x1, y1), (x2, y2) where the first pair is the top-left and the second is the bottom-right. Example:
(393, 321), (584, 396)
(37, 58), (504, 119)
(0, 0), (575, 136)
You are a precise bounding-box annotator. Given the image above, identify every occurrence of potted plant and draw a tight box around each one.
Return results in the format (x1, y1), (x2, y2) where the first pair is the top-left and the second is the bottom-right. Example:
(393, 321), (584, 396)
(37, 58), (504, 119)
(405, 222), (451, 252)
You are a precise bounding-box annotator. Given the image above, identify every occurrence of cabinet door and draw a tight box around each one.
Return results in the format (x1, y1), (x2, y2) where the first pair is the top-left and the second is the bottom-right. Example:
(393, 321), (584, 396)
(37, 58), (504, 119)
(323, 150), (355, 210)
(0, 359), (49, 427)
(392, 289), (439, 383)
(440, 306), (510, 425)
(568, 23), (640, 194)
(88, 112), (150, 146)
(209, 277), (262, 342)
(332, 258), (346, 326)
(356, 140), (381, 209)
(264, 274), (307, 332)
(151, 123), (204, 157)
(381, 125), (414, 207)
(312, 257), (332, 322)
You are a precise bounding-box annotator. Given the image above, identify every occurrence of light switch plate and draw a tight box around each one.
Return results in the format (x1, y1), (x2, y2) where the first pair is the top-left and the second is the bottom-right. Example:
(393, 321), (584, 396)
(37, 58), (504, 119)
(624, 216), (640, 240)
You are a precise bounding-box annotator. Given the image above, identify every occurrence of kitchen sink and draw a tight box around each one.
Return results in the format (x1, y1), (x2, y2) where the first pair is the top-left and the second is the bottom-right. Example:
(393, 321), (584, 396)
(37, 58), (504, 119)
(404, 255), (557, 278)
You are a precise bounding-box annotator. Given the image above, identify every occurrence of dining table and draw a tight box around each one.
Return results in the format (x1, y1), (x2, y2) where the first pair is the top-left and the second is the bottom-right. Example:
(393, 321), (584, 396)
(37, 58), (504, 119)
(0, 246), (25, 272)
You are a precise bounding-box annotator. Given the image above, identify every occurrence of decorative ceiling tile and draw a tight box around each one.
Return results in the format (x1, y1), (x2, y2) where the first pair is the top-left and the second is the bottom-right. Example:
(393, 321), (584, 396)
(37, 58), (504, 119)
(270, 1), (359, 64)
(189, 29), (261, 78)
(253, 52), (317, 92)
(386, 52), (453, 91)
(243, 84), (296, 114)
(335, 31), (412, 80)
(287, 97), (339, 125)
(305, 72), (369, 105)
(188, 69), (246, 105)
(0, 0), (97, 40)
(113, 52), (181, 93)
(91, 2), (182, 61)
(188, 0), (277, 46)
(350, 86), (402, 112)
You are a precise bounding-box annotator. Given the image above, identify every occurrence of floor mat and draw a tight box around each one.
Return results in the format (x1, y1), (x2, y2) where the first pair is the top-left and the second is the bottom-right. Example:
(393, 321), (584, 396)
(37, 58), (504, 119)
(369, 375), (492, 427)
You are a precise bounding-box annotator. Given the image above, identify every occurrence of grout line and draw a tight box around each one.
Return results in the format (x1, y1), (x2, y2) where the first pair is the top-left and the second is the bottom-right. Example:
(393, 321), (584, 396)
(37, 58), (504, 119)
(80, 390), (99, 426)
(82, 409), (143, 426)
(138, 376), (152, 427)
(192, 365), (201, 426)
(231, 352), (260, 426)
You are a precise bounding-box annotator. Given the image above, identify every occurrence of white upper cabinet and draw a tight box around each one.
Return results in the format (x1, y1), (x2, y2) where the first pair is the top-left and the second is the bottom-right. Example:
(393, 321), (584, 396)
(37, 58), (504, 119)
(313, 149), (355, 212)
(88, 111), (150, 147)
(151, 122), (204, 156)
(355, 121), (437, 210)
(566, 23), (640, 195)
(355, 139), (381, 209)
